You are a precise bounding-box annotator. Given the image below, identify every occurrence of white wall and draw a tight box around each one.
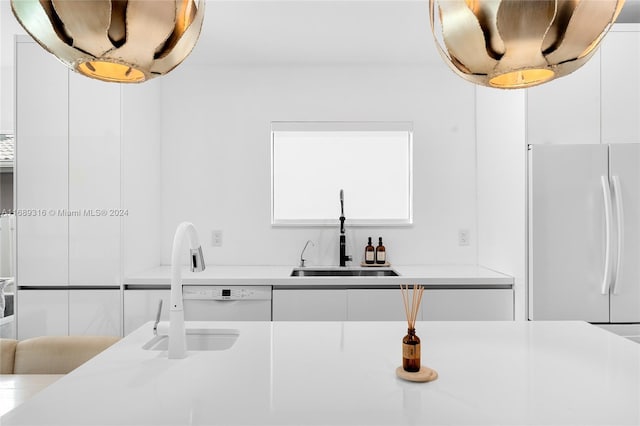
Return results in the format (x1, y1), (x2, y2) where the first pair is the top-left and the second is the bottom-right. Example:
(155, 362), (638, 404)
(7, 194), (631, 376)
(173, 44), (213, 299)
(476, 88), (527, 320)
(159, 63), (478, 266)
(526, 51), (601, 146)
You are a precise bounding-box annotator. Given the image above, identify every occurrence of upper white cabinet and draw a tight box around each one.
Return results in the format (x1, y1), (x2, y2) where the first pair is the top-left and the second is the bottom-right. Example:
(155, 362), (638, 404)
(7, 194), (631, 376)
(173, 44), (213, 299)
(16, 41), (69, 285)
(16, 39), (121, 287)
(68, 72), (121, 285)
(601, 29), (640, 144)
(526, 50), (601, 145)
(527, 25), (640, 147)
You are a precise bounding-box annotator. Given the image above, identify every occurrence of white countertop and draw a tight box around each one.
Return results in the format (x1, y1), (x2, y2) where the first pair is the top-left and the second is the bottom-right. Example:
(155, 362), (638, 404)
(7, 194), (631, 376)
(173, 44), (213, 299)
(124, 264), (513, 288)
(3, 320), (639, 425)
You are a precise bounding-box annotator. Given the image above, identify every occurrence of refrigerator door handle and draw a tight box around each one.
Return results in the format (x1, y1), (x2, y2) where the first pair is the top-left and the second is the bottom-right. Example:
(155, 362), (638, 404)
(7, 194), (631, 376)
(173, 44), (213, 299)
(601, 176), (613, 295)
(611, 175), (624, 295)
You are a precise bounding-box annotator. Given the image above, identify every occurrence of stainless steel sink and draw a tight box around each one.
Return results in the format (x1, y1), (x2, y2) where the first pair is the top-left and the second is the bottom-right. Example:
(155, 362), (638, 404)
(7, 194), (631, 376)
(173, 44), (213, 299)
(142, 329), (239, 351)
(290, 268), (399, 277)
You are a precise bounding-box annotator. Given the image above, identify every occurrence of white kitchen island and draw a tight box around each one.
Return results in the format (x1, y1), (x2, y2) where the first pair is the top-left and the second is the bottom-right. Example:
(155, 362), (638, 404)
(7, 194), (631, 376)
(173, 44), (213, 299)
(2, 321), (639, 425)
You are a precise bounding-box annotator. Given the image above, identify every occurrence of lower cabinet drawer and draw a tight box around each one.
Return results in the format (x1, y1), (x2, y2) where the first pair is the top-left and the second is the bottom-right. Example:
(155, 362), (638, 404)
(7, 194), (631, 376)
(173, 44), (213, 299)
(272, 290), (347, 321)
(347, 289), (410, 321)
(422, 289), (513, 320)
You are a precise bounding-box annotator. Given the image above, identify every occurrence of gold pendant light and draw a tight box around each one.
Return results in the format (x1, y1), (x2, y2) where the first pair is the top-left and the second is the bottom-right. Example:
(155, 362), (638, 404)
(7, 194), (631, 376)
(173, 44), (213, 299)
(429, 0), (626, 89)
(11, 0), (205, 83)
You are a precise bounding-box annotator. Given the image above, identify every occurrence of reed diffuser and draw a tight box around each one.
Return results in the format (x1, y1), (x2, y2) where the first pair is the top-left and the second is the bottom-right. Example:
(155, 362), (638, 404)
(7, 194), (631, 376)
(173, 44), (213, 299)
(400, 284), (424, 372)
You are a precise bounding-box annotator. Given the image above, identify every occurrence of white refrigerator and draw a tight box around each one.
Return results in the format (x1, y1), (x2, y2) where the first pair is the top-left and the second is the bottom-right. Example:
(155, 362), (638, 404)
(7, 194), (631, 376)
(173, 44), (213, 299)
(528, 144), (640, 328)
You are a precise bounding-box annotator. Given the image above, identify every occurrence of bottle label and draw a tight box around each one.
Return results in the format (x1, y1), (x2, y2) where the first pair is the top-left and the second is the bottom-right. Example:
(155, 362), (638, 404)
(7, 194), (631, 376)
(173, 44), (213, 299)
(403, 343), (420, 359)
(376, 251), (386, 263)
(365, 251), (375, 262)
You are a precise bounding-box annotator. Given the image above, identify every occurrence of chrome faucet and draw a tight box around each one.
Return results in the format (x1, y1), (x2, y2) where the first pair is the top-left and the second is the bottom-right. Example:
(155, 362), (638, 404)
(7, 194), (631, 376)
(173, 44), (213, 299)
(169, 222), (206, 359)
(299, 240), (315, 267)
(339, 189), (352, 267)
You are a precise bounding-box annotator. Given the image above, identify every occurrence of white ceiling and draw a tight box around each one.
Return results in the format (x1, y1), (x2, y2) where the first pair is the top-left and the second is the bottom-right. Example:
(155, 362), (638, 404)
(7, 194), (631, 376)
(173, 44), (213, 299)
(189, 1), (440, 65)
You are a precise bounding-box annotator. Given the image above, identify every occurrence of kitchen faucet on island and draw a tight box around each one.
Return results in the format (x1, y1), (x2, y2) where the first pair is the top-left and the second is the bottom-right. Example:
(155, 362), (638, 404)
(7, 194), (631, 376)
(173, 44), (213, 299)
(169, 222), (206, 359)
(339, 189), (352, 267)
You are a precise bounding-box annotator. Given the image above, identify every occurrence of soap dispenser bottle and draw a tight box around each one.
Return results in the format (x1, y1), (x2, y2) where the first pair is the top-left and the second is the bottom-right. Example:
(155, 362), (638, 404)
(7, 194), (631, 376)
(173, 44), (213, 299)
(364, 237), (375, 264)
(375, 237), (386, 265)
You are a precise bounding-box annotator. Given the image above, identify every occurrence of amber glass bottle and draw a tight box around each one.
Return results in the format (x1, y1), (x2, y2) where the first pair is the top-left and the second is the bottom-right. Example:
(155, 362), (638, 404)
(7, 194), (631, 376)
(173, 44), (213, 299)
(402, 328), (421, 372)
(365, 237), (375, 264)
(375, 237), (386, 264)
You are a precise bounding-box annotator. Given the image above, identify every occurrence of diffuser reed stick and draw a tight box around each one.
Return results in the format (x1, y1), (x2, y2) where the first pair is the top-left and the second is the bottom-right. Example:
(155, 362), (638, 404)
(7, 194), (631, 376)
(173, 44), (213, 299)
(400, 284), (424, 372)
(400, 284), (424, 329)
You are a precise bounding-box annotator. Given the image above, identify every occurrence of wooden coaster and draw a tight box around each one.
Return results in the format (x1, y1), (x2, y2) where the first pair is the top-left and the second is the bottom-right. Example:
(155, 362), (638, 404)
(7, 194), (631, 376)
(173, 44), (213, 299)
(395, 366), (438, 383)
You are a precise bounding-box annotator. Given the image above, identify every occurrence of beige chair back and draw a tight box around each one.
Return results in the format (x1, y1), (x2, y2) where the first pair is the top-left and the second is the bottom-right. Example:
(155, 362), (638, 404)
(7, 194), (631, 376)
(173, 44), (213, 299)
(0, 339), (18, 374)
(1, 335), (120, 374)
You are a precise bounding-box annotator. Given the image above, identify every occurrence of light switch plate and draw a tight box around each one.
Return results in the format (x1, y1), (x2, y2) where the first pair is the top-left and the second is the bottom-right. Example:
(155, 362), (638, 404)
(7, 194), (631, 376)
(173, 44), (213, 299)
(458, 229), (470, 246)
(212, 230), (223, 247)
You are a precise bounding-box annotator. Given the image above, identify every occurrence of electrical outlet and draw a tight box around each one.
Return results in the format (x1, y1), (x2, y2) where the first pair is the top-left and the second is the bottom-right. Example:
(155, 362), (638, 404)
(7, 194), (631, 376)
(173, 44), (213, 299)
(458, 229), (470, 246)
(212, 230), (223, 247)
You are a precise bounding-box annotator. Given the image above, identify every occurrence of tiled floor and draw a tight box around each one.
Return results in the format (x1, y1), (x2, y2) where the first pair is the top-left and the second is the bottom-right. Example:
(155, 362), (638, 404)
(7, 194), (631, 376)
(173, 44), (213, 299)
(0, 375), (63, 417)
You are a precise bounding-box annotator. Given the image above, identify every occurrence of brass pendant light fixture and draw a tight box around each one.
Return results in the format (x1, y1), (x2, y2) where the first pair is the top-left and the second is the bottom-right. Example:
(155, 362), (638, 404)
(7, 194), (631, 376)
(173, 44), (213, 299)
(429, 0), (626, 89)
(11, 0), (205, 83)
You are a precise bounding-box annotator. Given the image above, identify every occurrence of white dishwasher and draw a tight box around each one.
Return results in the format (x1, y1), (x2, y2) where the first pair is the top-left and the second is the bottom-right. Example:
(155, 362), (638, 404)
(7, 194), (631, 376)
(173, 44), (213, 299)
(182, 285), (272, 321)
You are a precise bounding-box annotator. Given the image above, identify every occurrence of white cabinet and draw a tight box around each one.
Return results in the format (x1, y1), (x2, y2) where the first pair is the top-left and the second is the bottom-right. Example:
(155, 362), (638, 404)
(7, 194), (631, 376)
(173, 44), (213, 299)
(273, 288), (513, 321)
(16, 39), (122, 287)
(526, 26), (640, 147)
(272, 290), (347, 321)
(15, 40), (69, 285)
(347, 289), (410, 321)
(123, 289), (170, 335)
(348, 289), (512, 321)
(121, 81), (162, 278)
(17, 289), (121, 339)
(526, 50), (601, 145)
(69, 290), (121, 335)
(15, 39), (123, 338)
(601, 30), (640, 144)
(422, 289), (513, 320)
(68, 73), (121, 286)
(16, 290), (68, 339)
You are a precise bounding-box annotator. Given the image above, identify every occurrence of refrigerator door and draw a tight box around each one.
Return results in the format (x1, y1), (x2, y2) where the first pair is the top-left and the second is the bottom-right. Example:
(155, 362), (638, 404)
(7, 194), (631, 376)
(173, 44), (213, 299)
(529, 144), (610, 321)
(609, 144), (640, 322)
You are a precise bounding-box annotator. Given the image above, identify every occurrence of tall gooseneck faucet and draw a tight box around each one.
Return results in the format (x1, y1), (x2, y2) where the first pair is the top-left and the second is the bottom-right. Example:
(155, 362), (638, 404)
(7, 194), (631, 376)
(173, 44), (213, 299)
(169, 222), (206, 359)
(339, 189), (352, 267)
